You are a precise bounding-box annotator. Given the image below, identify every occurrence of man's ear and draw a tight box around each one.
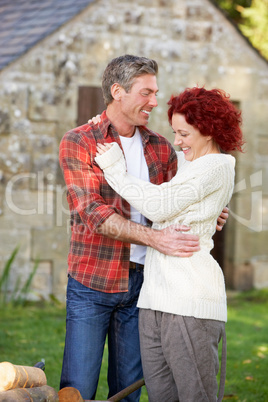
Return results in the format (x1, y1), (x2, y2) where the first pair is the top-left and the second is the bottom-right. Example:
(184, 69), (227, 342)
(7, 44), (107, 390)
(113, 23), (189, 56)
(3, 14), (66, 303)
(110, 83), (122, 101)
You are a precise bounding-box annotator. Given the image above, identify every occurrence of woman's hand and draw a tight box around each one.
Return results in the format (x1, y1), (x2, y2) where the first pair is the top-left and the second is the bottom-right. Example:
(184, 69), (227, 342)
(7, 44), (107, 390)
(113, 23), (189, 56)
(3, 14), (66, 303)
(96, 143), (113, 157)
(88, 114), (101, 124)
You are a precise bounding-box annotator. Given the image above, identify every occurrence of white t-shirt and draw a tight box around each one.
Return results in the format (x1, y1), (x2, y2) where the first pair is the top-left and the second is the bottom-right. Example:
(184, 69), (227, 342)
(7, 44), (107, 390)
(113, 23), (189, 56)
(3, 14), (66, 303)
(119, 128), (149, 265)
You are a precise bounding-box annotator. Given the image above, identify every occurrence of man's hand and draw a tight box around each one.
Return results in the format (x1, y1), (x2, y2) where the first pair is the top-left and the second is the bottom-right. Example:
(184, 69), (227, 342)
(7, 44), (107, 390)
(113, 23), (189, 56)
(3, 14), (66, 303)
(216, 207), (229, 231)
(98, 215), (199, 258)
(149, 225), (200, 258)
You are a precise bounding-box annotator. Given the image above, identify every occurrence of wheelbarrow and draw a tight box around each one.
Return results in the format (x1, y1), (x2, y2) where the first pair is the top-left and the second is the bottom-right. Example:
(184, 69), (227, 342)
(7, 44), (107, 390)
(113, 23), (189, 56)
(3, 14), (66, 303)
(58, 378), (146, 401)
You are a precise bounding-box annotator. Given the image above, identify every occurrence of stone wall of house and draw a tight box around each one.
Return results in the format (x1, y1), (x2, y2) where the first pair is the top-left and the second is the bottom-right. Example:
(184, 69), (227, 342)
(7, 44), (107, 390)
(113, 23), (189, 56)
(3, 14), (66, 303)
(0, 0), (267, 301)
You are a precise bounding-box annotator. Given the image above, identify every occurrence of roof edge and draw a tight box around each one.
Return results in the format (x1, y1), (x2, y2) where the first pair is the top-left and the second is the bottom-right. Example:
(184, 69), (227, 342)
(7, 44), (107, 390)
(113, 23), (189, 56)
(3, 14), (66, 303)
(208, 0), (268, 66)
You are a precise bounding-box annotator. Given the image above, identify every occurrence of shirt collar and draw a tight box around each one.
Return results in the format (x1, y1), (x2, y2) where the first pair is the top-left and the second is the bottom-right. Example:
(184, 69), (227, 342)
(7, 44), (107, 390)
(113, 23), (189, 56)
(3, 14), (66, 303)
(98, 110), (111, 139)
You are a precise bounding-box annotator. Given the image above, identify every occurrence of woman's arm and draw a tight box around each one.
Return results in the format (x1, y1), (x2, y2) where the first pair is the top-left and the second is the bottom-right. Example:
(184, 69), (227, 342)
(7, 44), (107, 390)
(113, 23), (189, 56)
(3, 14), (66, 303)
(95, 143), (230, 223)
(61, 137), (200, 257)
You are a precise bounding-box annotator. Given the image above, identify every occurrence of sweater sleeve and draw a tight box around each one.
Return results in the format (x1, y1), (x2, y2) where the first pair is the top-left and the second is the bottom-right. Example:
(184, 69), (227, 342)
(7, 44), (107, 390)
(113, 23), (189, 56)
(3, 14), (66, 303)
(95, 143), (232, 223)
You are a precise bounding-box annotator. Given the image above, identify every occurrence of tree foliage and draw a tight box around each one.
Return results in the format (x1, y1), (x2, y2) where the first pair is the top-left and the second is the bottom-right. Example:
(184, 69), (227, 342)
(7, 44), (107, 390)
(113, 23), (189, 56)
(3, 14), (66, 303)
(214, 0), (268, 60)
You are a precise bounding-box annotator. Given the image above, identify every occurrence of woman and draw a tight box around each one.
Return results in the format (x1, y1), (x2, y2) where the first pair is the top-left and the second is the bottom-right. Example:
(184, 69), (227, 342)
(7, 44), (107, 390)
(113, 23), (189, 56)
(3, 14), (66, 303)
(95, 87), (244, 402)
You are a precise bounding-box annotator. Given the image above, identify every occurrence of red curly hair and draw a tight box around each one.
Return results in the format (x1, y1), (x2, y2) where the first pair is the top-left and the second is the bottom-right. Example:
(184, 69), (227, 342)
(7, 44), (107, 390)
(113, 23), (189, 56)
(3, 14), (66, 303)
(167, 87), (244, 152)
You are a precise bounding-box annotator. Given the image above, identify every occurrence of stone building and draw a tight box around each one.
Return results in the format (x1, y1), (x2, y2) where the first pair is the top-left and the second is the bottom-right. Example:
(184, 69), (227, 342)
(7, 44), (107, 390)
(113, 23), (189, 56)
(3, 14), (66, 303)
(0, 0), (267, 301)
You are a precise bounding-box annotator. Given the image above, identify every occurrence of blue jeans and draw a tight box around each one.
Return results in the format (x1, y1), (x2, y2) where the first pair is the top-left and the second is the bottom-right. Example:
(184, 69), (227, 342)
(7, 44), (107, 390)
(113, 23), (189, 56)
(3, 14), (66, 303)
(60, 265), (144, 401)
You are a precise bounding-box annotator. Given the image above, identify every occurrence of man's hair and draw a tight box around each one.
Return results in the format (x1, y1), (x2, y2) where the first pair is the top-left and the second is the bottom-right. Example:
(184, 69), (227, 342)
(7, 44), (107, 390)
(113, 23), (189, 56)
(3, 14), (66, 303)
(102, 54), (158, 106)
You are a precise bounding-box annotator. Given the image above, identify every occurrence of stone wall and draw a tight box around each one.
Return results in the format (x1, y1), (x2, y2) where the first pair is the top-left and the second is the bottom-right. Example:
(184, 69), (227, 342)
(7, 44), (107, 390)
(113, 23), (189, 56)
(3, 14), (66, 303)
(0, 0), (267, 301)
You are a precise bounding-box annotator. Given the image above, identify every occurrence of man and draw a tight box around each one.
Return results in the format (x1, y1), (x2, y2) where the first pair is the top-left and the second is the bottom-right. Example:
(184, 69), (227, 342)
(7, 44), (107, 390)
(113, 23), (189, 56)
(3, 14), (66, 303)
(59, 54), (227, 400)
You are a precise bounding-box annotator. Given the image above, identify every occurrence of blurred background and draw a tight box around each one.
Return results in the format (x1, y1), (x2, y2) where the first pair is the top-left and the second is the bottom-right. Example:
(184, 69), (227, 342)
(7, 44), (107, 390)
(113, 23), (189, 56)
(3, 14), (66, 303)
(0, 0), (267, 302)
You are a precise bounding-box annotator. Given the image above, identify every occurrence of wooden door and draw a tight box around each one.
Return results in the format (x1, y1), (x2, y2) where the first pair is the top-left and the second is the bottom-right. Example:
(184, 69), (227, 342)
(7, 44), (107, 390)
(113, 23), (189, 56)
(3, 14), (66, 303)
(77, 86), (106, 126)
(211, 228), (226, 272)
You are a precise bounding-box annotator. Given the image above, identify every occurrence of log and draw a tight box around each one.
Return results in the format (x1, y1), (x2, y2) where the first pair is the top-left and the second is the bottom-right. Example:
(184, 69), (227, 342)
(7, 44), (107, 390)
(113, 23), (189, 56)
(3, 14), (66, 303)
(0, 362), (47, 392)
(58, 387), (84, 402)
(0, 385), (58, 401)
(58, 387), (106, 402)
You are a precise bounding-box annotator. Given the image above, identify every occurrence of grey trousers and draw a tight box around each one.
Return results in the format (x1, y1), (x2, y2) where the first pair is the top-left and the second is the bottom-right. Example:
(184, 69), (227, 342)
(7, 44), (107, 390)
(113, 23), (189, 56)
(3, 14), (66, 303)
(139, 309), (226, 402)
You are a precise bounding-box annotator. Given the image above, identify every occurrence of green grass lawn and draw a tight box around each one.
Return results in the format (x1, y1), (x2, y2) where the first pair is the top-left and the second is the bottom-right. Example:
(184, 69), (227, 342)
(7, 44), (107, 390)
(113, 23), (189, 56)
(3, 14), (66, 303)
(223, 290), (268, 401)
(0, 289), (267, 401)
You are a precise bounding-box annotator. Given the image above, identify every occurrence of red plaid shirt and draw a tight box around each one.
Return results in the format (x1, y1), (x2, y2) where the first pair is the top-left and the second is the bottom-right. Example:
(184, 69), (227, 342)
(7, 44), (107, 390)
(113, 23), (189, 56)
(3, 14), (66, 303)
(59, 111), (178, 292)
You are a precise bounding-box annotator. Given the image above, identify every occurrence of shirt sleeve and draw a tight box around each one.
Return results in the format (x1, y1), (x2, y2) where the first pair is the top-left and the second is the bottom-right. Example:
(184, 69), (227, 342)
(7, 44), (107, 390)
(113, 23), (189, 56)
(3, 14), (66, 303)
(95, 143), (231, 223)
(59, 131), (117, 232)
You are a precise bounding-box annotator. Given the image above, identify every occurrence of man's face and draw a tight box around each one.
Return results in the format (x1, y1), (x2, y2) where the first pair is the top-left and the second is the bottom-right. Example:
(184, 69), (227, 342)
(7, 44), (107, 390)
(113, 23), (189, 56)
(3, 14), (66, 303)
(119, 74), (158, 127)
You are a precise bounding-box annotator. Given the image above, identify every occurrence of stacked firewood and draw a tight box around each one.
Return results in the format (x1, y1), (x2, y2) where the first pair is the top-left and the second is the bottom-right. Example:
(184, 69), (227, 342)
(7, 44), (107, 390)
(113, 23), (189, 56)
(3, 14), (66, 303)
(0, 361), (144, 401)
(0, 362), (105, 401)
(0, 361), (58, 401)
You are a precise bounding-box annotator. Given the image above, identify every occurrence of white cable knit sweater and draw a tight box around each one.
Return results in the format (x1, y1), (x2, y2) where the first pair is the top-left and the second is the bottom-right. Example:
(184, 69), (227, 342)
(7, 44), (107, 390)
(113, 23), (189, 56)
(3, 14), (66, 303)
(95, 143), (236, 322)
